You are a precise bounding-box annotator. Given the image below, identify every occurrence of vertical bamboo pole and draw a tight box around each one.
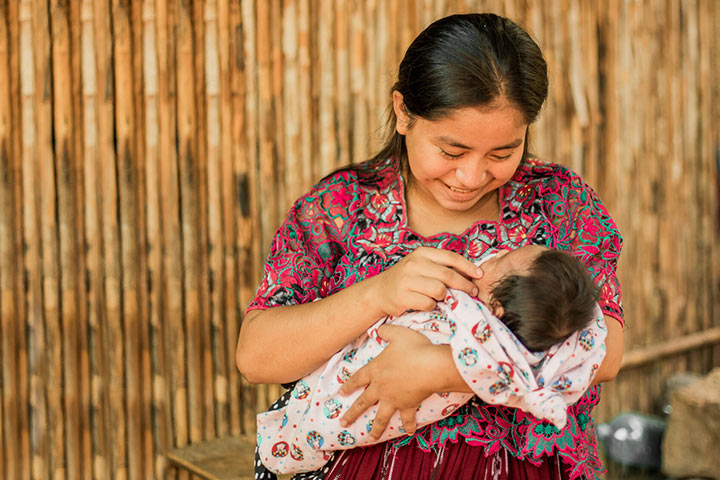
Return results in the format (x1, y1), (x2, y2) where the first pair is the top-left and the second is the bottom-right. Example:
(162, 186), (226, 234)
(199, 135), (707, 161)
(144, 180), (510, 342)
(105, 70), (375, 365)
(21, 0), (51, 477)
(0, 1), (19, 478)
(317, 0), (336, 178)
(682, 0), (706, 374)
(38, 1), (65, 477)
(9, 0), (32, 474)
(387, 0), (398, 81)
(713, 0), (720, 368)
(297, 0), (313, 188)
(156, 2), (189, 472)
(0, 2), (7, 476)
(129, 0), (154, 476)
(130, 0), (155, 475)
(79, 1), (109, 478)
(697, 0), (714, 368)
(366, 0), (385, 152)
(281, 0), (300, 203)
(270, 0), (286, 226)
(254, 0), (278, 267)
(237, 0), (260, 434)
(49, 5), (82, 478)
(141, 0), (171, 477)
(579, 1), (600, 190)
(335, 1), (350, 169)
(112, 0), (145, 477)
(418, 0), (433, 29)
(239, 2), (262, 433)
(94, 0), (125, 476)
(192, 0), (216, 442)
(350, 0), (368, 164)
(663, 2), (683, 348)
(253, 0), (271, 414)
(567, 0), (588, 175)
(265, 0), (285, 405)
(217, 0), (242, 436)
(594, 0), (621, 419)
(204, 0), (229, 438)
(69, 0), (93, 477)
(175, 0), (204, 445)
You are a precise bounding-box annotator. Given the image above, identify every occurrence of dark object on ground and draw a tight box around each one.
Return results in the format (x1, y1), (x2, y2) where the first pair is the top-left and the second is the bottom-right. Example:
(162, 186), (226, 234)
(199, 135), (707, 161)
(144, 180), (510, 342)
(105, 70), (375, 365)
(597, 412), (666, 470)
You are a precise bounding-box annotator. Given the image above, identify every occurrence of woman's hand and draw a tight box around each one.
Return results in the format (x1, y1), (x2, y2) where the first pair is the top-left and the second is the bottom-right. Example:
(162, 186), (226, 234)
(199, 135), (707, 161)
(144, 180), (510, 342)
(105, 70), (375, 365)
(337, 324), (444, 439)
(370, 246), (483, 317)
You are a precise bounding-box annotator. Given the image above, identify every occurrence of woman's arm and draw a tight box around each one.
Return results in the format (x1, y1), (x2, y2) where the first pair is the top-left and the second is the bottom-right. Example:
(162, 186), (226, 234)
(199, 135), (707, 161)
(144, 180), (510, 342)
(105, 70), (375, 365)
(237, 247), (483, 384)
(591, 315), (624, 385)
(237, 275), (385, 384)
(339, 314), (624, 437)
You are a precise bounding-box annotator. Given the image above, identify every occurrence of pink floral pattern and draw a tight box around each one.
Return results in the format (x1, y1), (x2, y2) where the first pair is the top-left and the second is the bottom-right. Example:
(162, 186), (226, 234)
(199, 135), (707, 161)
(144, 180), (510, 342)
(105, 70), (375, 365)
(247, 157), (623, 479)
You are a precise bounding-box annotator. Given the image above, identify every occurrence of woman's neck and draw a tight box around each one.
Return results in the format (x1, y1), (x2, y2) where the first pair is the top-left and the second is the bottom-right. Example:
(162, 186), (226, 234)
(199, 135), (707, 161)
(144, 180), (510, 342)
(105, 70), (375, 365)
(404, 178), (499, 237)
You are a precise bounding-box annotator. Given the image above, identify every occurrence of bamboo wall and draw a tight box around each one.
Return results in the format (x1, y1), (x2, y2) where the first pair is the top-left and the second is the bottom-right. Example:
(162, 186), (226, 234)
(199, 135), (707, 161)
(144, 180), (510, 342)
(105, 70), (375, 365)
(0, 0), (718, 479)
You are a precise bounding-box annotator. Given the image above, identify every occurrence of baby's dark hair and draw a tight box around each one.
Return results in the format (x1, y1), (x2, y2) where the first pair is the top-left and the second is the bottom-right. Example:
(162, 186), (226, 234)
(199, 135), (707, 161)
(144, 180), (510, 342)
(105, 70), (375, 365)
(490, 249), (599, 352)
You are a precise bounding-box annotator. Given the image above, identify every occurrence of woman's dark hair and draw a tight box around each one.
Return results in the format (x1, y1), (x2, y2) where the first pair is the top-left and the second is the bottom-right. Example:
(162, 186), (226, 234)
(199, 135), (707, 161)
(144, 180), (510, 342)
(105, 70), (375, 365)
(490, 249), (600, 352)
(357, 13), (548, 181)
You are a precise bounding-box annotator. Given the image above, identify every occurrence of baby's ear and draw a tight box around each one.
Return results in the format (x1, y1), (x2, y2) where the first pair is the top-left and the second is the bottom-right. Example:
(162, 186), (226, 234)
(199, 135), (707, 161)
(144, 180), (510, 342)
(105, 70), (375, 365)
(489, 299), (504, 318)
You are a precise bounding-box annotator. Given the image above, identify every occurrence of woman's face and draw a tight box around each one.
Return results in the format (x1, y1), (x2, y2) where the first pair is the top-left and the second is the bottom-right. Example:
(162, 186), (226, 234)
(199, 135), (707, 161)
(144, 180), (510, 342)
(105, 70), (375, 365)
(394, 92), (528, 218)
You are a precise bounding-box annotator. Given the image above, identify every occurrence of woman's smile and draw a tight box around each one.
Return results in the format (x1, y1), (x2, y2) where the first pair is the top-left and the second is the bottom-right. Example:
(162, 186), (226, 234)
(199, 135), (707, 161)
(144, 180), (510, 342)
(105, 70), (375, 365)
(442, 182), (483, 201)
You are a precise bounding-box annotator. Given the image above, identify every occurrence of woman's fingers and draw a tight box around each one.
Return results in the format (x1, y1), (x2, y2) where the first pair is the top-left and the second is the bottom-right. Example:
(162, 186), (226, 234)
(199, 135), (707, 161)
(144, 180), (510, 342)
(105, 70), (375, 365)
(406, 265), (478, 299)
(337, 364), (369, 397)
(418, 246), (484, 280)
(399, 407), (418, 435)
(339, 386), (375, 428)
(368, 403), (396, 440)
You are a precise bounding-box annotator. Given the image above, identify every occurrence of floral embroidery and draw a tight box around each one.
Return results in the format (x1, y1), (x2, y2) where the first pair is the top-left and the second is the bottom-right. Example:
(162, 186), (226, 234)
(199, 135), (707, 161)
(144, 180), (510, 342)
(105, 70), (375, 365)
(248, 157), (622, 479)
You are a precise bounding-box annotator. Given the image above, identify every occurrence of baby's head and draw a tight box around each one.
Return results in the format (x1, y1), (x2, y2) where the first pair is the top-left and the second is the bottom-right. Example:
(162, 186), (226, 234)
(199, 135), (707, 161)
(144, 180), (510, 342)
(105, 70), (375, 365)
(475, 245), (599, 352)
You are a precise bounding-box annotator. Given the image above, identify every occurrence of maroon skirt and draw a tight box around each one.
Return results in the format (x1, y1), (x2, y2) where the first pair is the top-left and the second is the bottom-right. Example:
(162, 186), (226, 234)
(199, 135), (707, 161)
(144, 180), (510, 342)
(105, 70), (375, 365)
(324, 440), (573, 480)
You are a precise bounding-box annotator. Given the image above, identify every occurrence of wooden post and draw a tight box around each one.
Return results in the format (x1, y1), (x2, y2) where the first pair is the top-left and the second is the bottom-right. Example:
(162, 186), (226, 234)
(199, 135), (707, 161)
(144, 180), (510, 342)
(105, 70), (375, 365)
(0, 2), (20, 479)
(239, 0), (260, 433)
(156, 2), (190, 477)
(217, 0), (242, 437)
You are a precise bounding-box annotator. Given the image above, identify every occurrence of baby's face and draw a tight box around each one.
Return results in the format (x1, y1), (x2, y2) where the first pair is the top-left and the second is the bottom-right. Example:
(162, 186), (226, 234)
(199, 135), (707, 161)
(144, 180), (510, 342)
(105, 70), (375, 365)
(473, 245), (547, 306)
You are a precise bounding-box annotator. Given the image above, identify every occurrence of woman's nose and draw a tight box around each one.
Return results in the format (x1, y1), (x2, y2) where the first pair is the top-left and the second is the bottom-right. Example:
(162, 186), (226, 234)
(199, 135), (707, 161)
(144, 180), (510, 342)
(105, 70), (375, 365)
(455, 160), (487, 188)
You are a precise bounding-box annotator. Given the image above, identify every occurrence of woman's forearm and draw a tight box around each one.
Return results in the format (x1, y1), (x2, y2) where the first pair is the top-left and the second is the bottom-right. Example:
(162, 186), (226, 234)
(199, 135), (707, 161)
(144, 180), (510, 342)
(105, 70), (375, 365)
(591, 315), (624, 385)
(236, 275), (386, 384)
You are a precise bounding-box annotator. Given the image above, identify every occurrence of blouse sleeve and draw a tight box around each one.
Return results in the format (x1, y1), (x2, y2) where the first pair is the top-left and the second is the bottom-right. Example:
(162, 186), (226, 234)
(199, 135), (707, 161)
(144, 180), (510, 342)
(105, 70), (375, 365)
(540, 166), (624, 326)
(245, 185), (346, 313)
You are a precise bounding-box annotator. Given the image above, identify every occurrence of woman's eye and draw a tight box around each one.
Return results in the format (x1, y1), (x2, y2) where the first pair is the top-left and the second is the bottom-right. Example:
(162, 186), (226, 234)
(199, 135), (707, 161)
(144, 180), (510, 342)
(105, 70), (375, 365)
(492, 153), (513, 161)
(440, 149), (465, 159)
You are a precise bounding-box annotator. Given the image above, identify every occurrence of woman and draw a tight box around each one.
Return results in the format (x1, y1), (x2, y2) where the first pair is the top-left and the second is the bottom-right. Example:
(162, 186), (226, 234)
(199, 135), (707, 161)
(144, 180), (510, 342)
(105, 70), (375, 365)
(237, 12), (623, 480)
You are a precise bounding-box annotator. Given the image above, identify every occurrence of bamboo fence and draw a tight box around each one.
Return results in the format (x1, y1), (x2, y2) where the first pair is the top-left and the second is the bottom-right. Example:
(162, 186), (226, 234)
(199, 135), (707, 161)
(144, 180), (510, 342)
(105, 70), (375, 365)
(1, 0), (718, 479)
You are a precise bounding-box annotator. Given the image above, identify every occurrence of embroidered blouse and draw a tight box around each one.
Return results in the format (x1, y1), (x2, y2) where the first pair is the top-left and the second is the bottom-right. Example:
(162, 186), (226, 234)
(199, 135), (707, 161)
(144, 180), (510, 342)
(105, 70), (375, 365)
(247, 157), (623, 480)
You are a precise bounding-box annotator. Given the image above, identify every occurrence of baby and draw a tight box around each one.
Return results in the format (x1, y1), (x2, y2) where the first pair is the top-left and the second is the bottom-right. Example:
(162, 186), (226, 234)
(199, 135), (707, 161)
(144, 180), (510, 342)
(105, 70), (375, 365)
(256, 245), (607, 473)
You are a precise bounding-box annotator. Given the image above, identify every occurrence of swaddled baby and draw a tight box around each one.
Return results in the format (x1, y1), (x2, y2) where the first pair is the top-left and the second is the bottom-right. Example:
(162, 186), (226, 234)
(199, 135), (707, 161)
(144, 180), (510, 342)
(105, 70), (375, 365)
(257, 245), (607, 474)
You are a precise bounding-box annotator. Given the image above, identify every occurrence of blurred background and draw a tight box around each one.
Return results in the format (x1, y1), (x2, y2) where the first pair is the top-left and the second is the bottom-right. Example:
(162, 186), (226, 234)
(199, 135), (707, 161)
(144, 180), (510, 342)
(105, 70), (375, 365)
(1, 0), (718, 479)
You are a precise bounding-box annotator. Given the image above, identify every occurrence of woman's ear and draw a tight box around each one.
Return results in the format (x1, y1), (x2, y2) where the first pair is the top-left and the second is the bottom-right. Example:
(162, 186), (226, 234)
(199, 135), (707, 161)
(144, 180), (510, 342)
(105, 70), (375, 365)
(392, 91), (410, 135)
